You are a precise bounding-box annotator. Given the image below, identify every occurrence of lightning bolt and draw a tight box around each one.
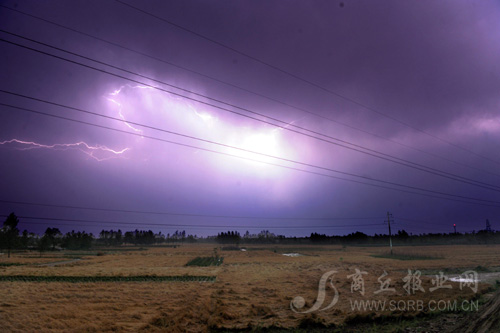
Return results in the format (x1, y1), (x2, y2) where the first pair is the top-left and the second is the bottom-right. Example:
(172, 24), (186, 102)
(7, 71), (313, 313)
(0, 139), (129, 161)
(107, 84), (218, 128)
(105, 84), (151, 133)
(272, 117), (305, 133)
(194, 108), (217, 125)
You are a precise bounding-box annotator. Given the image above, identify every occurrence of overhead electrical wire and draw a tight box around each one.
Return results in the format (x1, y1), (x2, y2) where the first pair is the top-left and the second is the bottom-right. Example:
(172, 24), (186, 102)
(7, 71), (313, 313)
(1, 36), (499, 194)
(0, 215), (386, 230)
(395, 216), (487, 230)
(1, 102), (500, 208)
(0, 199), (382, 221)
(113, 0), (500, 167)
(2, 213), (485, 233)
(1, 5), (498, 180)
(0, 6), (496, 236)
(392, 217), (485, 234)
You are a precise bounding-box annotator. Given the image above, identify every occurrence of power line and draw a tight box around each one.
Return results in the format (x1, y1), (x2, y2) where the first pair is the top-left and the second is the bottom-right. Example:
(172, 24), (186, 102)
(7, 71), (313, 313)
(396, 217), (450, 226)
(1, 5), (498, 179)
(0, 9), (496, 233)
(0, 5), (379, 133)
(1, 102), (500, 208)
(396, 218), (452, 227)
(0, 199), (381, 221)
(1, 37), (499, 193)
(113, 0), (500, 167)
(396, 216), (482, 230)
(0, 215), (386, 230)
(3, 29), (499, 191)
(391, 221), (471, 234)
(393, 217), (483, 234)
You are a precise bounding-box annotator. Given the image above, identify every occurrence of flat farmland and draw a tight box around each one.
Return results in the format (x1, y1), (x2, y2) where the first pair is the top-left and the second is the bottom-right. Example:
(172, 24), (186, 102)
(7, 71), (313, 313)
(1, 244), (499, 332)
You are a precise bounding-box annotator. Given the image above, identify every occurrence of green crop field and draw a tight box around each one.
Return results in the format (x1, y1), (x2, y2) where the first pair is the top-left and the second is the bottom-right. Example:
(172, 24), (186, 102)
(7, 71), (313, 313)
(185, 256), (224, 266)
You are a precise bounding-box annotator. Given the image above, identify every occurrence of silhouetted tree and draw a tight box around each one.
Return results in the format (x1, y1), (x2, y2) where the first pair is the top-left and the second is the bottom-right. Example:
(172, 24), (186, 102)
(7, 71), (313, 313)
(62, 230), (94, 250)
(124, 231), (134, 244)
(1, 213), (20, 257)
(397, 229), (409, 239)
(216, 231), (241, 245)
(20, 230), (30, 249)
(310, 232), (330, 243)
(44, 227), (62, 250)
(98, 229), (124, 246)
(38, 235), (51, 257)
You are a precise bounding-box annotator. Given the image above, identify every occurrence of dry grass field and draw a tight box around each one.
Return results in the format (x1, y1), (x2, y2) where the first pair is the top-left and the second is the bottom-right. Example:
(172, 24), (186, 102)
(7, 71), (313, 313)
(1, 244), (499, 332)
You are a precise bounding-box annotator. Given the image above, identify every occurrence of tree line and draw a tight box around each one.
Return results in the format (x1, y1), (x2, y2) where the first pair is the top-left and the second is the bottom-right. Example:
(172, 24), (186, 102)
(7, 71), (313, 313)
(1, 213), (498, 256)
(0, 213), (197, 256)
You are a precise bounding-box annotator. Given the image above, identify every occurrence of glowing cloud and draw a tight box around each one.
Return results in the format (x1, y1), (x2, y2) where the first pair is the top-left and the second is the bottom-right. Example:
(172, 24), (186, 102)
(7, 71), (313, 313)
(102, 84), (297, 178)
(474, 117), (500, 133)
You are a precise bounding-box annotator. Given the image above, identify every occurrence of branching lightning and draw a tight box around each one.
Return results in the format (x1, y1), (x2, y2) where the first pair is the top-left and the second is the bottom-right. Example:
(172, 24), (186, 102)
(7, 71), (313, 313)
(107, 84), (219, 127)
(0, 139), (129, 161)
(105, 84), (149, 133)
(194, 108), (217, 126)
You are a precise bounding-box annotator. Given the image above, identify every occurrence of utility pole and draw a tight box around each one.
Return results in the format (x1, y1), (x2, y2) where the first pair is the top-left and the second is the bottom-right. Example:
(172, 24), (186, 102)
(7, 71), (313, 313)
(486, 219), (492, 232)
(386, 211), (393, 255)
(453, 223), (457, 234)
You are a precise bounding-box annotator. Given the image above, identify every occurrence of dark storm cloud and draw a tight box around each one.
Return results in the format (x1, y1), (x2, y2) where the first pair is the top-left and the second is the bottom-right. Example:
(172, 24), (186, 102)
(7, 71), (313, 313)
(0, 0), (499, 236)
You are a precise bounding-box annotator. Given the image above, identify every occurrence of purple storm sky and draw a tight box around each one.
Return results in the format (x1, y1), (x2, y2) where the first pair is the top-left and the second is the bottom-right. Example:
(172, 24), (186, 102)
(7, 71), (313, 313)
(0, 0), (499, 236)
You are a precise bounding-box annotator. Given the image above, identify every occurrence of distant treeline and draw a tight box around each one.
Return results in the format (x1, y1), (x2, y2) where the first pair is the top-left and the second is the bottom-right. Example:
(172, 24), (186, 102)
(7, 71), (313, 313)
(0, 213), (498, 255)
(97, 229), (196, 246)
(0, 213), (198, 256)
(307, 229), (500, 245)
(215, 229), (500, 246)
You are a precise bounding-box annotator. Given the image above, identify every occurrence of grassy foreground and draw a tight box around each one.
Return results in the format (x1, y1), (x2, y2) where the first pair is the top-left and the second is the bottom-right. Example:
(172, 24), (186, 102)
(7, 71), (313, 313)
(1, 243), (499, 331)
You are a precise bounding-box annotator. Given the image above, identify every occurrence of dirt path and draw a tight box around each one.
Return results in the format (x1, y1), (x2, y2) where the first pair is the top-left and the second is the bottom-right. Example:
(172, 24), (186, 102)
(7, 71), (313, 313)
(452, 290), (500, 333)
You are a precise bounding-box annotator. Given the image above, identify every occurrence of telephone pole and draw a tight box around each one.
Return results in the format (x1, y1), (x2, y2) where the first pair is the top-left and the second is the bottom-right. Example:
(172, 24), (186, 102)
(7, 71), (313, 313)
(386, 212), (393, 255)
(486, 219), (492, 232)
